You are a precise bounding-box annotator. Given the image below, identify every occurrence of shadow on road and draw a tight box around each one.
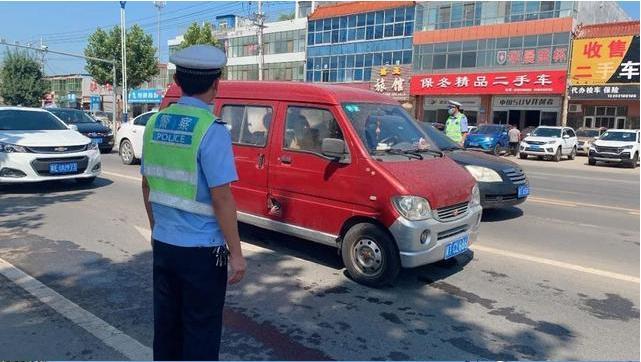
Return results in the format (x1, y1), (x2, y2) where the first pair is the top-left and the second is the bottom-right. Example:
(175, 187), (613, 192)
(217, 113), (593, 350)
(0, 177), (112, 195)
(481, 207), (524, 222)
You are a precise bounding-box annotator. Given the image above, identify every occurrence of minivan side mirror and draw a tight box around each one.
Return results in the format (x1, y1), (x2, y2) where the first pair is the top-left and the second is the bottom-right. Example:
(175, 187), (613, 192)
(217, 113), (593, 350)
(68, 124), (78, 131)
(321, 138), (350, 163)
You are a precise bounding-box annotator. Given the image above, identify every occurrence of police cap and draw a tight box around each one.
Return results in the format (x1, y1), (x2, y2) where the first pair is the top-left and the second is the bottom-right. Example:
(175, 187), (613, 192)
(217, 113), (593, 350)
(448, 100), (462, 109)
(169, 45), (227, 76)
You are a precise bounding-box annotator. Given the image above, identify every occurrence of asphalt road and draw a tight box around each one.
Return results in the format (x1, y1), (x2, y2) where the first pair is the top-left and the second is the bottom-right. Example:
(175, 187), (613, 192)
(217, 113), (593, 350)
(0, 152), (638, 360)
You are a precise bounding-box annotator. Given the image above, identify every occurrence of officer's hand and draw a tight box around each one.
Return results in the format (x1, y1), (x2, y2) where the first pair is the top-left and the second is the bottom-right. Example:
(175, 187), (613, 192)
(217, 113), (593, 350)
(228, 252), (247, 284)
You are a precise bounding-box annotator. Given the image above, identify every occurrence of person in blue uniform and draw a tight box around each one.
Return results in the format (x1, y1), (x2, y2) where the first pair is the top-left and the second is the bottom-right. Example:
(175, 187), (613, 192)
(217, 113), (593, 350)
(141, 45), (246, 361)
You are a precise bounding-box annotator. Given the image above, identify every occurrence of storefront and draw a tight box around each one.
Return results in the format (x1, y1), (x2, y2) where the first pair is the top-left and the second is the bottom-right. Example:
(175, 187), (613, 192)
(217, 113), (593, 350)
(128, 88), (163, 117)
(410, 70), (567, 127)
(567, 35), (640, 130)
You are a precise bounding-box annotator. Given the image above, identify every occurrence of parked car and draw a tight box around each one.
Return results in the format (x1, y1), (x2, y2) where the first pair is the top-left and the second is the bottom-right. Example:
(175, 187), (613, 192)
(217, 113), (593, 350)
(420, 122), (529, 209)
(463, 124), (509, 155)
(520, 126), (536, 141)
(431, 122), (445, 131)
(88, 111), (112, 125)
(576, 127), (607, 155)
(160, 81), (482, 287)
(48, 108), (114, 153)
(589, 129), (640, 168)
(0, 107), (101, 184)
(116, 111), (156, 164)
(519, 126), (578, 162)
(466, 125), (478, 134)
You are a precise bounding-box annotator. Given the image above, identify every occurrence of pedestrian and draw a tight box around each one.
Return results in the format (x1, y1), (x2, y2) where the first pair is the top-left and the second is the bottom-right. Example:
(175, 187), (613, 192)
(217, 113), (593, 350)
(508, 124), (521, 156)
(141, 45), (246, 361)
(444, 100), (469, 145)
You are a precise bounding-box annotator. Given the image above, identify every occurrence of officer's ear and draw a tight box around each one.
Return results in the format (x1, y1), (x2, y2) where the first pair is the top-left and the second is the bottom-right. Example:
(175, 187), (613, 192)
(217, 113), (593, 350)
(173, 73), (180, 87)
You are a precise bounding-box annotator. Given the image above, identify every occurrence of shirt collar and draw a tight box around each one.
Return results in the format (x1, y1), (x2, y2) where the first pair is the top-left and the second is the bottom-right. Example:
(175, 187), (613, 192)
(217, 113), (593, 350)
(177, 96), (211, 111)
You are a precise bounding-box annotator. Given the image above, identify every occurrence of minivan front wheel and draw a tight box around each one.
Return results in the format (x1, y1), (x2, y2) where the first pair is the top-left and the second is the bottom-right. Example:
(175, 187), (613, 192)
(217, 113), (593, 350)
(341, 223), (400, 287)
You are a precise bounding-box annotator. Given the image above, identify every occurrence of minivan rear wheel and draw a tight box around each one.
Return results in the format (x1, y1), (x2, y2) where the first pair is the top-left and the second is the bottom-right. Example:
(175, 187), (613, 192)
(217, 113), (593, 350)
(341, 223), (400, 287)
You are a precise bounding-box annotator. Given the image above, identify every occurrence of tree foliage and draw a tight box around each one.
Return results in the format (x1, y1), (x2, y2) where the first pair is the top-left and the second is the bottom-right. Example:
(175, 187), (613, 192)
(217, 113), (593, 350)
(84, 24), (158, 89)
(0, 50), (45, 106)
(179, 22), (220, 49)
(278, 12), (296, 21)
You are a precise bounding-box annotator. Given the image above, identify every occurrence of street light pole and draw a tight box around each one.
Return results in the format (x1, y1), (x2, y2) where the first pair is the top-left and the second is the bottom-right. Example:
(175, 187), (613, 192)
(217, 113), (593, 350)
(120, 1), (128, 123)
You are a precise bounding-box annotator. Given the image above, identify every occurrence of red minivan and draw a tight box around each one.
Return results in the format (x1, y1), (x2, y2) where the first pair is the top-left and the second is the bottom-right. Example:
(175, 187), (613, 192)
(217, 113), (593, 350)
(161, 81), (481, 287)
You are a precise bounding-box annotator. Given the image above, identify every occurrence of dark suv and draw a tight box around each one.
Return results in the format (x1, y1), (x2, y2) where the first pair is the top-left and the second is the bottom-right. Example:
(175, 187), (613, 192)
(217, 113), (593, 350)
(48, 108), (114, 153)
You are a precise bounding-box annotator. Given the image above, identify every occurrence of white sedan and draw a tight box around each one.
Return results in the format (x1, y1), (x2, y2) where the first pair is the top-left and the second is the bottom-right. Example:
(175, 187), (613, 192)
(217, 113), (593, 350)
(116, 111), (156, 165)
(0, 107), (101, 184)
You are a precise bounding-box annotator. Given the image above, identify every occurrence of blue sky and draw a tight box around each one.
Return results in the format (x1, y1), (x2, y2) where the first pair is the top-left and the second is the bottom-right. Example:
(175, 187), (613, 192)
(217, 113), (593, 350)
(0, 1), (639, 75)
(0, 1), (294, 75)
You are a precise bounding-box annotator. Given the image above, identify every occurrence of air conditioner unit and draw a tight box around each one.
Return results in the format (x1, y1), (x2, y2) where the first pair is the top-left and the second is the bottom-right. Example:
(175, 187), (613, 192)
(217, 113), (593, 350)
(568, 104), (582, 113)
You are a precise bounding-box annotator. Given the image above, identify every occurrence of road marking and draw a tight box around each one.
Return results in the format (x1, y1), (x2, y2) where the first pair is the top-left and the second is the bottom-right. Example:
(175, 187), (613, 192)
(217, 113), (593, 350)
(527, 171), (639, 185)
(0, 257), (152, 360)
(471, 244), (640, 284)
(529, 196), (640, 215)
(102, 170), (141, 182)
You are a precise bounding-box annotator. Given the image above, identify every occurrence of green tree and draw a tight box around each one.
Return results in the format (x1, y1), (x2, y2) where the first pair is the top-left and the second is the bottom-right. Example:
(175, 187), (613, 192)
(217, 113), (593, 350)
(84, 24), (158, 89)
(179, 22), (220, 49)
(278, 12), (295, 21)
(0, 50), (45, 106)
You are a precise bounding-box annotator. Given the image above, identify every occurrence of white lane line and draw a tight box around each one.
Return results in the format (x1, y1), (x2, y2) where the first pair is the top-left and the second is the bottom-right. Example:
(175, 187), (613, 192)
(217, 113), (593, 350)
(527, 171), (640, 185)
(0, 257), (152, 360)
(528, 196), (640, 214)
(102, 171), (141, 182)
(471, 244), (640, 284)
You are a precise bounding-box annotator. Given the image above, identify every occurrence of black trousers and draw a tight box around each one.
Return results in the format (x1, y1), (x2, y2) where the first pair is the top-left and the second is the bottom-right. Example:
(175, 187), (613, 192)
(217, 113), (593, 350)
(153, 239), (228, 361)
(509, 142), (519, 156)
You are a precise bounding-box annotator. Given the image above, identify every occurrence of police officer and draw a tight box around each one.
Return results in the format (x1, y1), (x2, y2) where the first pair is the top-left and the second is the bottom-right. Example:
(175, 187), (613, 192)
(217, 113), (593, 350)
(444, 100), (469, 145)
(141, 45), (246, 361)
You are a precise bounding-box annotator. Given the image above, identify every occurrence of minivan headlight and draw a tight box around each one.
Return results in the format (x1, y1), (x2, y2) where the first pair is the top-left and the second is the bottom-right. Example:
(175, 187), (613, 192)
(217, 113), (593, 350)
(392, 196), (432, 221)
(622, 145), (634, 149)
(0, 142), (28, 153)
(87, 142), (99, 150)
(470, 184), (481, 207)
(465, 165), (502, 183)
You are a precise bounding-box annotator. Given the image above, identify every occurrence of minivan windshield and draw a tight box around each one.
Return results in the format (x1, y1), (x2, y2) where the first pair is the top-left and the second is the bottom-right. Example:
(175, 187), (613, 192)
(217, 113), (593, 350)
(48, 108), (97, 124)
(576, 129), (600, 138)
(475, 124), (504, 134)
(342, 103), (439, 156)
(0, 110), (68, 131)
(600, 131), (637, 142)
(531, 127), (562, 138)
(417, 122), (461, 151)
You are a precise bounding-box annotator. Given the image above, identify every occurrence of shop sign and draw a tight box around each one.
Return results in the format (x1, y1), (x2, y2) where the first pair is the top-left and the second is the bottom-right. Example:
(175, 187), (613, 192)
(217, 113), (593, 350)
(569, 85), (639, 100)
(90, 95), (101, 111)
(570, 36), (640, 85)
(495, 47), (567, 66)
(369, 65), (411, 101)
(424, 97), (482, 110)
(492, 96), (561, 110)
(410, 70), (566, 95)
(128, 88), (163, 104)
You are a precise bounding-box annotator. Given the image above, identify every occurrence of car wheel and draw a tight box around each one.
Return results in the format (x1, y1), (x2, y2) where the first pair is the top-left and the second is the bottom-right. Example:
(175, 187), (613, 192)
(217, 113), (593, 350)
(119, 139), (137, 165)
(568, 147), (576, 160)
(553, 147), (561, 162)
(588, 157), (596, 166)
(341, 223), (400, 288)
(519, 153), (528, 159)
(75, 177), (96, 186)
(626, 152), (638, 168)
(492, 144), (500, 156)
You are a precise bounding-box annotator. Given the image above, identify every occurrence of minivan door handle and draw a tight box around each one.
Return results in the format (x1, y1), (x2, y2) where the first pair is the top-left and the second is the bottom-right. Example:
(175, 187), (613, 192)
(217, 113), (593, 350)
(257, 154), (265, 169)
(280, 155), (292, 164)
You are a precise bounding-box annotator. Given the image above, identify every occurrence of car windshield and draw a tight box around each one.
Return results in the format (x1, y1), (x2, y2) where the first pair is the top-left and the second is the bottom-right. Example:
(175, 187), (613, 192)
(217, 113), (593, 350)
(341, 103), (438, 155)
(0, 110), (68, 131)
(600, 131), (636, 142)
(577, 129), (600, 138)
(49, 109), (97, 124)
(531, 127), (561, 138)
(417, 122), (461, 151)
(476, 125), (503, 134)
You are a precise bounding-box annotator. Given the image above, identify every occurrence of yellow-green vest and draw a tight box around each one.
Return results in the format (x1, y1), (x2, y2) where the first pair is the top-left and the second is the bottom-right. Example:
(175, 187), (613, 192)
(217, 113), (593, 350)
(445, 113), (464, 143)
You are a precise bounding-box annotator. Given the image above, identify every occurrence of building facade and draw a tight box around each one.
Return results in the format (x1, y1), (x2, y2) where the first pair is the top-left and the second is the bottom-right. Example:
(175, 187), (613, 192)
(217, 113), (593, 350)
(567, 21), (640, 130)
(410, 1), (630, 128)
(305, 1), (416, 102)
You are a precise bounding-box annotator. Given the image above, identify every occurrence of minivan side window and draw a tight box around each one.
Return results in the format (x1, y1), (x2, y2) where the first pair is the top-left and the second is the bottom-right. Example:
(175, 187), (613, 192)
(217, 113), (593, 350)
(221, 105), (272, 147)
(283, 106), (344, 155)
(566, 129), (576, 138)
(134, 112), (153, 126)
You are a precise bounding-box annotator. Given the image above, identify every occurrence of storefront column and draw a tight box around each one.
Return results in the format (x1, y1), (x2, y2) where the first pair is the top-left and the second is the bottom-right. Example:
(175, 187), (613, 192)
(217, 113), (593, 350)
(480, 95), (492, 124)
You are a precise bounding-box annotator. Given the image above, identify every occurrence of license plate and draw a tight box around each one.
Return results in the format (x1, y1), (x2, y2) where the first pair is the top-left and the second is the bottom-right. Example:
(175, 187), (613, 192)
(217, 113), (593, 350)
(468, 142), (478, 147)
(518, 184), (529, 198)
(444, 234), (469, 259)
(531, 146), (541, 150)
(49, 162), (78, 174)
(92, 138), (103, 144)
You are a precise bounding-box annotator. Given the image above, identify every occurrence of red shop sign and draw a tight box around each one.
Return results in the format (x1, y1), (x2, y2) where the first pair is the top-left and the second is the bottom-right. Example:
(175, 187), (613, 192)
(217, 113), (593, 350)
(410, 70), (567, 95)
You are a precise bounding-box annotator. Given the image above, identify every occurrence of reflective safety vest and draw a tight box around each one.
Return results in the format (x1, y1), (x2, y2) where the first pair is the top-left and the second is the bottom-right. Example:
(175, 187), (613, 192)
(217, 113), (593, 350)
(142, 104), (216, 216)
(445, 113), (464, 143)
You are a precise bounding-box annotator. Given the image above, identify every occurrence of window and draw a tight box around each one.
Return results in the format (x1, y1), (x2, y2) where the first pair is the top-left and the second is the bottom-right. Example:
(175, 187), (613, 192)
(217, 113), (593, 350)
(284, 107), (343, 155)
(433, 54), (446, 69)
(461, 52), (476, 67)
(221, 105), (272, 147)
(447, 53), (461, 68)
(134, 112), (153, 126)
(566, 129), (576, 138)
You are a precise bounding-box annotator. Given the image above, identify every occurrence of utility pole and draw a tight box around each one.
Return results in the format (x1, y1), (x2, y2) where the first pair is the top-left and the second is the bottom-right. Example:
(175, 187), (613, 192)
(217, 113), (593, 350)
(39, 37), (46, 74)
(0, 40), (119, 137)
(154, 1), (165, 62)
(254, 0), (265, 81)
(120, 1), (128, 123)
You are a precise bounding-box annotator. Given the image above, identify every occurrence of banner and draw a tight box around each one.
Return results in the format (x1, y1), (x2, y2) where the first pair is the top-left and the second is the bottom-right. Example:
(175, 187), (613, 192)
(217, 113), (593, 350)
(570, 36), (640, 85)
(410, 70), (567, 95)
(569, 85), (639, 99)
